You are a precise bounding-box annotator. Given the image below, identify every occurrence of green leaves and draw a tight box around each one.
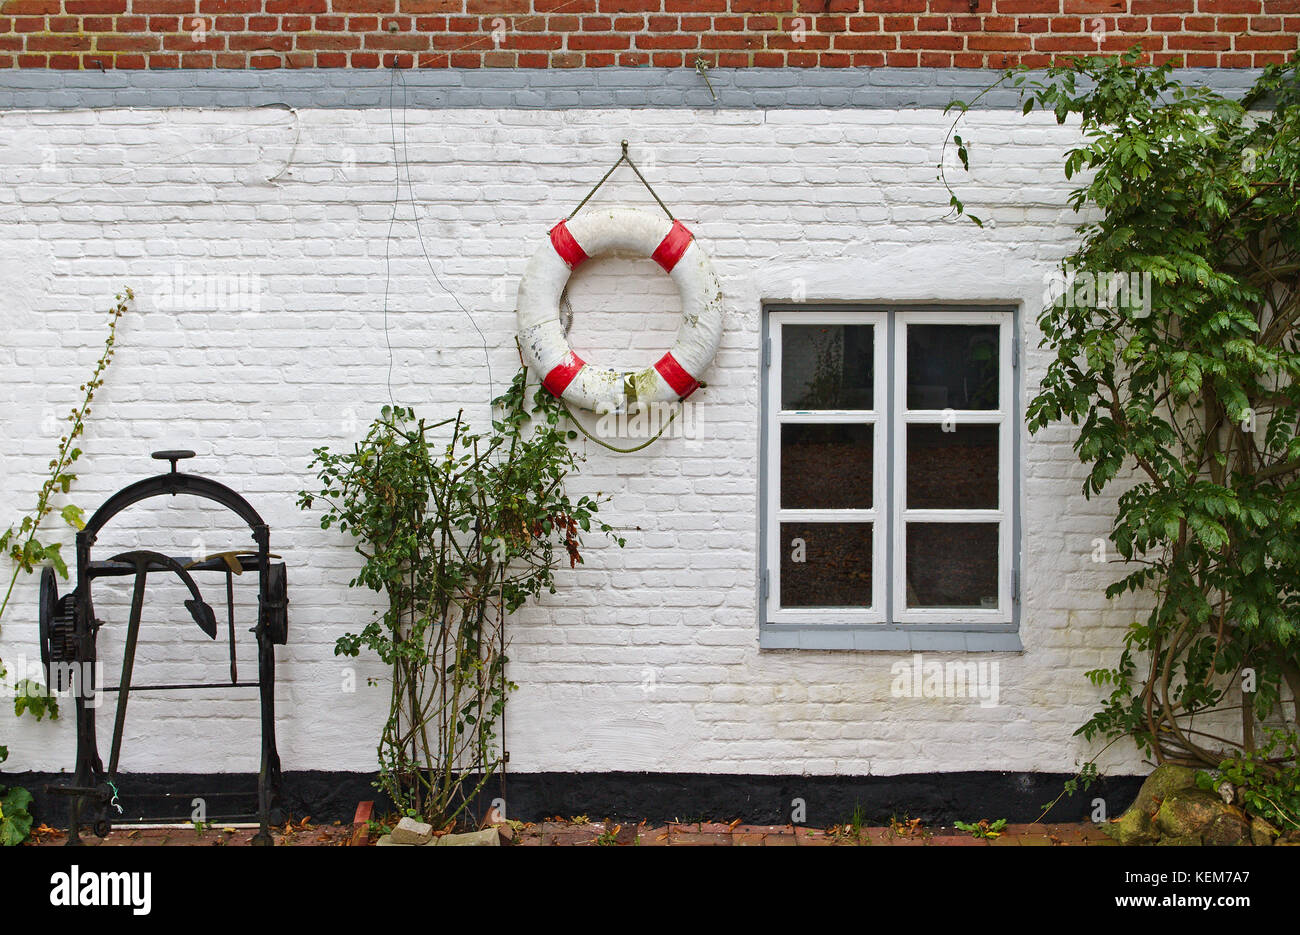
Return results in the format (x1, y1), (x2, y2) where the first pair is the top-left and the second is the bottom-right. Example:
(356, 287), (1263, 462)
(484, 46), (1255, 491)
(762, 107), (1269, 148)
(0, 785), (34, 847)
(60, 505), (85, 531)
(953, 134), (969, 171)
(301, 365), (622, 826)
(0, 287), (131, 777)
(1197, 730), (1300, 829)
(13, 680), (58, 722)
(998, 54), (1300, 767)
(954, 817), (1007, 839)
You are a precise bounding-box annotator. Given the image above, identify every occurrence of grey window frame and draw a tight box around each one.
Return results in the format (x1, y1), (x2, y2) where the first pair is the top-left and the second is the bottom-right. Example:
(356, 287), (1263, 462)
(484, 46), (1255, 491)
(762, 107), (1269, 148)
(758, 303), (1023, 653)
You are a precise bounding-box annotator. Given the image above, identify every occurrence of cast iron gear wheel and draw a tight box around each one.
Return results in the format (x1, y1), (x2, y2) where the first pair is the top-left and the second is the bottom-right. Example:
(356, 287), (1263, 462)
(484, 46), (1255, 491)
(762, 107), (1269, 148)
(39, 567), (78, 692)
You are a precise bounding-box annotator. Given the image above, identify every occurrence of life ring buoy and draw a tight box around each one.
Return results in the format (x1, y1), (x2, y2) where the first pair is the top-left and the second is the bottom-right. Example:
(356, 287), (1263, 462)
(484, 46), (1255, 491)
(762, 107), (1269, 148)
(516, 208), (724, 414)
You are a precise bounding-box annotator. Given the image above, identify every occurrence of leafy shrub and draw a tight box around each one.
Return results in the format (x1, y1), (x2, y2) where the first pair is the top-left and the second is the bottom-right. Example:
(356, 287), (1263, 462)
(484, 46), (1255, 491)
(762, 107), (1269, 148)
(952, 52), (1300, 767)
(0, 786), (33, 847)
(1196, 730), (1300, 831)
(300, 366), (621, 826)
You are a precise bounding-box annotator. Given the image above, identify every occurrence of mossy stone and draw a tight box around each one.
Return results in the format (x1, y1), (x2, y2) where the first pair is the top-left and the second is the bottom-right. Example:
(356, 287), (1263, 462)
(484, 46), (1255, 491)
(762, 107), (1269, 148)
(1155, 788), (1232, 839)
(1104, 763), (1198, 845)
(1201, 808), (1252, 846)
(1102, 805), (1160, 845)
(1251, 816), (1280, 847)
(1132, 764), (1197, 813)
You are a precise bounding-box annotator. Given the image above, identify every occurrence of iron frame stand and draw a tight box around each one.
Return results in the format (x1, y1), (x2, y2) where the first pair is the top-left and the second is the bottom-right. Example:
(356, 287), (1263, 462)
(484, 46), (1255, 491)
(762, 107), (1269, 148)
(42, 452), (287, 846)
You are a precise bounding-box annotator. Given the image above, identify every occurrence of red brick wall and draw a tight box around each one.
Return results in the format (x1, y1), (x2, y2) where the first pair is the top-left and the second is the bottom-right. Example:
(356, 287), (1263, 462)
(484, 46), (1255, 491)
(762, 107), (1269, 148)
(0, 0), (1295, 70)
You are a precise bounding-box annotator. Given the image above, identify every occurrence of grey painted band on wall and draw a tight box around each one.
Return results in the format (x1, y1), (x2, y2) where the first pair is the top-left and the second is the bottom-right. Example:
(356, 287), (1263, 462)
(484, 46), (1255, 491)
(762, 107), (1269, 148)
(0, 66), (1267, 112)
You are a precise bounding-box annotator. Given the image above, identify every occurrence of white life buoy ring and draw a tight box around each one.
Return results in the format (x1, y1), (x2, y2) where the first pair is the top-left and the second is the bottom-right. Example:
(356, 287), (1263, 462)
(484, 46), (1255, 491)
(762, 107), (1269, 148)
(516, 207), (724, 413)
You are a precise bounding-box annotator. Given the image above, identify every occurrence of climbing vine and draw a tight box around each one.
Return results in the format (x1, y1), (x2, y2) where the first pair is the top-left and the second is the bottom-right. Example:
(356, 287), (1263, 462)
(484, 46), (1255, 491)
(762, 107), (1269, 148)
(300, 366), (622, 827)
(0, 286), (131, 844)
(950, 51), (1300, 771)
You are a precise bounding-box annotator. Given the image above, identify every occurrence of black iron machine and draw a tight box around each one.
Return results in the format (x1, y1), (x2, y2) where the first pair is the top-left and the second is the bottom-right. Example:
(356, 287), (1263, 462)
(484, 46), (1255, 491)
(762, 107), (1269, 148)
(39, 450), (288, 845)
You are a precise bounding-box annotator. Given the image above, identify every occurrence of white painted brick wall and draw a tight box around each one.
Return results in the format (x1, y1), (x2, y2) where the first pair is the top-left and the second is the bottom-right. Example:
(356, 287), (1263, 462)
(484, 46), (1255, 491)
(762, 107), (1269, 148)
(0, 104), (1154, 777)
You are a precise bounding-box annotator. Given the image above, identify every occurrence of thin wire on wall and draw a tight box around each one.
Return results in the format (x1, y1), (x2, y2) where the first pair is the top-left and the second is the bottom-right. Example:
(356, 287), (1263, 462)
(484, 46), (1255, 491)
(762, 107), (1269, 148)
(382, 66), (494, 408)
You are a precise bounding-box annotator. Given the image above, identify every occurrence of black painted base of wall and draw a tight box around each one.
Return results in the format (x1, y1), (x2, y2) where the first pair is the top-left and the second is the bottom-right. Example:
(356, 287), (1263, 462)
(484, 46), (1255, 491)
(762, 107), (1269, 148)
(5, 769), (1144, 829)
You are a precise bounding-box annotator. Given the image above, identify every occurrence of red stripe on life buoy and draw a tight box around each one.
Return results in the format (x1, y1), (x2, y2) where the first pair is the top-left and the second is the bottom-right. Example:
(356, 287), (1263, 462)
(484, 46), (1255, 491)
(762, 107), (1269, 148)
(654, 351), (700, 399)
(549, 220), (589, 270)
(543, 351), (585, 397)
(651, 220), (694, 273)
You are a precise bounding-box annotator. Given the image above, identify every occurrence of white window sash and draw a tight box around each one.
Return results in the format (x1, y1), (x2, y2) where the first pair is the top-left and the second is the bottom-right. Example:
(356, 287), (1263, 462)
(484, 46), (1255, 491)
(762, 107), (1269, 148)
(891, 310), (1013, 624)
(767, 310), (887, 624)
(764, 307), (1014, 628)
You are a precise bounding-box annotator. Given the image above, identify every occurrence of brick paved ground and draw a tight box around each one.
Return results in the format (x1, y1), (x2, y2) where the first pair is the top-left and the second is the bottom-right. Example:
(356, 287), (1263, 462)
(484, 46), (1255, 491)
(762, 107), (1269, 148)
(30, 823), (355, 846)
(510, 821), (1117, 846)
(30, 820), (1115, 846)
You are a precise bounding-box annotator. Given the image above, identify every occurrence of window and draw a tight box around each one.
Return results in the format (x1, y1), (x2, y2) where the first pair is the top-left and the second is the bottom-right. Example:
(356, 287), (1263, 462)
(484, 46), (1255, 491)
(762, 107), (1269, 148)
(761, 306), (1020, 652)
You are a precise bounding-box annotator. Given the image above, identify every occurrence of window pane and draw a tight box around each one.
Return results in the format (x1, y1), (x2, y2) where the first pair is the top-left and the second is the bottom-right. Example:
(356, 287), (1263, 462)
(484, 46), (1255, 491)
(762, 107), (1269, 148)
(906, 424), (999, 510)
(781, 324), (874, 410)
(906, 324), (999, 410)
(779, 522), (873, 607)
(905, 523), (999, 608)
(781, 423), (873, 510)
